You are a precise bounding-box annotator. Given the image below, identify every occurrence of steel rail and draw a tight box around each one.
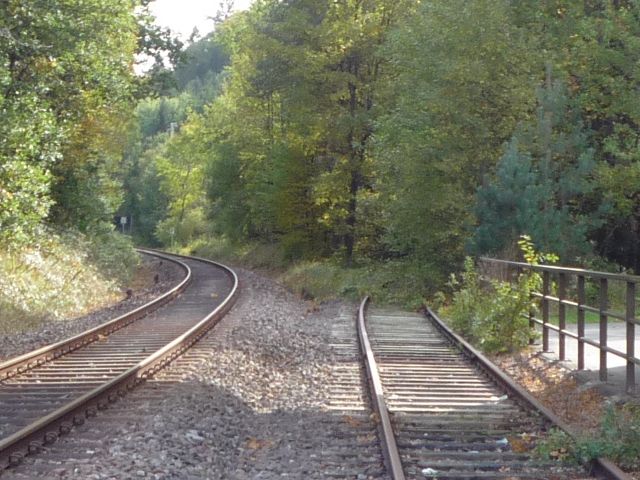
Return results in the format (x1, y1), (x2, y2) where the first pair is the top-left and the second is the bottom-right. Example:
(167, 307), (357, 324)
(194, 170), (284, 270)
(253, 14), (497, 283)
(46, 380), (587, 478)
(0, 251), (238, 469)
(356, 297), (406, 480)
(424, 306), (631, 480)
(0, 249), (191, 382)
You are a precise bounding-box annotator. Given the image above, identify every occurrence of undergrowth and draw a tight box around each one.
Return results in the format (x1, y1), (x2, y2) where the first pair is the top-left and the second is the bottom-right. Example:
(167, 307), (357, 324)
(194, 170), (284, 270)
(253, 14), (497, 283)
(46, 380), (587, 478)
(0, 227), (138, 334)
(536, 404), (640, 469)
(442, 236), (556, 353)
(182, 236), (437, 308)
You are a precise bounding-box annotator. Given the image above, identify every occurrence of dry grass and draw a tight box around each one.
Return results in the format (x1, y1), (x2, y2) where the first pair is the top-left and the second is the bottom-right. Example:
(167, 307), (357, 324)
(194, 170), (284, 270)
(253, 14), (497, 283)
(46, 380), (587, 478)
(0, 233), (125, 335)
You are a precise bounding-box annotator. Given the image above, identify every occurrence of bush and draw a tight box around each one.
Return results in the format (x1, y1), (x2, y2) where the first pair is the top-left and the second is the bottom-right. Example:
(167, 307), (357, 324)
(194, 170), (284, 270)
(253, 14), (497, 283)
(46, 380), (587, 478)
(185, 236), (241, 263)
(183, 235), (443, 308)
(445, 257), (537, 353)
(84, 224), (139, 284)
(574, 403), (640, 468)
(155, 208), (208, 248)
(536, 404), (640, 469)
(280, 258), (434, 307)
(0, 227), (129, 333)
(444, 237), (550, 353)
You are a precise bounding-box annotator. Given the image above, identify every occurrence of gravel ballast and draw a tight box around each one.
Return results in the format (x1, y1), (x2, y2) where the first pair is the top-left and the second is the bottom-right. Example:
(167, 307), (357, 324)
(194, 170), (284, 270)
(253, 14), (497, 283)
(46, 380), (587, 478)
(3, 266), (383, 479)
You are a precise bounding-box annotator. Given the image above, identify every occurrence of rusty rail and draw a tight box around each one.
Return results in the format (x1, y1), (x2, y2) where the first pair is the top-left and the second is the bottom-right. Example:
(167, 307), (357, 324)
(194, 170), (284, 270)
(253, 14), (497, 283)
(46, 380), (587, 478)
(0, 251), (238, 469)
(425, 306), (631, 480)
(356, 297), (405, 480)
(480, 257), (639, 394)
(0, 249), (191, 382)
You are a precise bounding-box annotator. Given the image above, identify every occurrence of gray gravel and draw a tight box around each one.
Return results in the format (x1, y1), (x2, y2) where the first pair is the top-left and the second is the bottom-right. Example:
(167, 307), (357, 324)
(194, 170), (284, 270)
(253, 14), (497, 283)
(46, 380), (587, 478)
(4, 266), (383, 479)
(0, 255), (184, 362)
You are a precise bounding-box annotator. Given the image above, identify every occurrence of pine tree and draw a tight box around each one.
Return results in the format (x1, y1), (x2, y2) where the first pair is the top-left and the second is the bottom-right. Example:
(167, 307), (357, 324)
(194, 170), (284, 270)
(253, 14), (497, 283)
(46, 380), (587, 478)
(473, 75), (598, 260)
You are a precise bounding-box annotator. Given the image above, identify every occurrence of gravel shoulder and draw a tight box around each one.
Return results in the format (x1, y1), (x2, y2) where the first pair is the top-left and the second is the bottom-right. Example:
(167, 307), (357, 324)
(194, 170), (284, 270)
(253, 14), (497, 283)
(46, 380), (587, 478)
(0, 253), (184, 362)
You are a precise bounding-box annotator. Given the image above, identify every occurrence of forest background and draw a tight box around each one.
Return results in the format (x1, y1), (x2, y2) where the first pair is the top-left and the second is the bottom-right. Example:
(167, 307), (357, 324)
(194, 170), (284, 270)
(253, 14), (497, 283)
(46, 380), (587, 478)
(2, 0), (640, 319)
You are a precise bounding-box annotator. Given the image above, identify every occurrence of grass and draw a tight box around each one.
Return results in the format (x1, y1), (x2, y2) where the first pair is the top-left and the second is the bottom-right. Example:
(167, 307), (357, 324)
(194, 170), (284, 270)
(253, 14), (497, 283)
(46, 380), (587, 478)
(543, 304), (625, 325)
(182, 236), (438, 309)
(0, 228), (137, 335)
(547, 308), (602, 325)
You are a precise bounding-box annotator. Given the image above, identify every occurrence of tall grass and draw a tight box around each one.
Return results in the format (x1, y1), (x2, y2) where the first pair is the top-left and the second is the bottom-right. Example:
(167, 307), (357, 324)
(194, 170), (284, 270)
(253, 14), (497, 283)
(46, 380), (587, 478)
(0, 228), (137, 334)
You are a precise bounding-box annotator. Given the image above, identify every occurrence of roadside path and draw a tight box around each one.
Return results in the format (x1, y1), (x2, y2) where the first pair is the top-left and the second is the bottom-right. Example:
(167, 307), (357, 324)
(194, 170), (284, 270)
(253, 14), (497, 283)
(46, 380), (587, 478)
(543, 322), (640, 393)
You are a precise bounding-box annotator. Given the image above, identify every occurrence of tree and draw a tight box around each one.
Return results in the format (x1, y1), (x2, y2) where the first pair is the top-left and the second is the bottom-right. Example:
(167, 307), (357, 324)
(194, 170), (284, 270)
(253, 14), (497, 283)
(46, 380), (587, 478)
(474, 75), (599, 261)
(374, 0), (537, 283)
(155, 114), (209, 245)
(199, 0), (411, 260)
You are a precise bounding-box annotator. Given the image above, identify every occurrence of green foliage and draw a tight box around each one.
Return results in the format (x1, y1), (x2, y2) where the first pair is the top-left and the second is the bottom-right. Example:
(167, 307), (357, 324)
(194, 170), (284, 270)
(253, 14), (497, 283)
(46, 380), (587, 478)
(518, 235), (559, 266)
(119, 138), (168, 247)
(125, 0), (640, 302)
(174, 33), (228, 92)
(473, 78), (599, 261)
(536, 405), (640, 470)
(0, 158), (53, 247)
(191, 0), (414, 263)
(374, 0), (537, 281)
(136, 94), (195, 138)
(184, 235), (434, 308)
(120, 32), (230, 247)
(445, 245), (545, 353)
(83, 226), (139, 285)
(0, 0), (167, 246)
(0, 229), (134, 334)
(445, 237), (555, 353)
(280, 259), (432, 308)
(534, 428), (576, 463)
(573, 404), (640, 469)
(445, 237), (558, 353)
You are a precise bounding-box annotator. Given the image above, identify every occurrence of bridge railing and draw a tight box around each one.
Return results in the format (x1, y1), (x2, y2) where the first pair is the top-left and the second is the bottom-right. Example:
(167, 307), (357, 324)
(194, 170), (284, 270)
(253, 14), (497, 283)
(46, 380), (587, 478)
(479, 257), (639, 394)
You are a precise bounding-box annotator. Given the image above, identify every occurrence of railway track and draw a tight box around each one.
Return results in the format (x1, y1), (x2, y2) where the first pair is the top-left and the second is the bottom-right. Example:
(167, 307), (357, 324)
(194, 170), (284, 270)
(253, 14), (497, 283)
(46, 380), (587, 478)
(357, 298), (630, 480)
(0, 250), (238, 471)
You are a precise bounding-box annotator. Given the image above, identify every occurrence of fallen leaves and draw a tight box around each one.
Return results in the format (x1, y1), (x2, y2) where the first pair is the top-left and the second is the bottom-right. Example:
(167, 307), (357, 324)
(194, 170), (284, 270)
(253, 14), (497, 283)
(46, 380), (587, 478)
(245, 437), (273, 450)
(342, 415), (362, 428)
(492, 349), (605, 434)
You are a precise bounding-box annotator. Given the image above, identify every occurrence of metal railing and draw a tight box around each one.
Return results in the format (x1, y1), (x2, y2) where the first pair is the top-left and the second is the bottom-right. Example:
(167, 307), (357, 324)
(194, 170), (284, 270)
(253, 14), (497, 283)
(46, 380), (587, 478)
(479, 258), (639, 394)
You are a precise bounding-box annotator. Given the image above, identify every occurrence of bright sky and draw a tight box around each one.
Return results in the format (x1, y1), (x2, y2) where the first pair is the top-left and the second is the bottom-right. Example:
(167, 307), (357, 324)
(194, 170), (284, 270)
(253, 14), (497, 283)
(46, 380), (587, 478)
(150, 0), (255, 40)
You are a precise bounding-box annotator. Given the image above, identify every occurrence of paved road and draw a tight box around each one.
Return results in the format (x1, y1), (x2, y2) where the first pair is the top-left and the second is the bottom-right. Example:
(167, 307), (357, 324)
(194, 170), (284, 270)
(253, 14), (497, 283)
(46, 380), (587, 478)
(541, 322), (640, 394)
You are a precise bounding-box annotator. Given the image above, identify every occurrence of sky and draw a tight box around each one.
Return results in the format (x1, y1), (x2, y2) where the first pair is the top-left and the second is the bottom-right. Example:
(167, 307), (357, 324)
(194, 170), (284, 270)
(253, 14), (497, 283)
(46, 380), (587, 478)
(149, 0), (255, 40)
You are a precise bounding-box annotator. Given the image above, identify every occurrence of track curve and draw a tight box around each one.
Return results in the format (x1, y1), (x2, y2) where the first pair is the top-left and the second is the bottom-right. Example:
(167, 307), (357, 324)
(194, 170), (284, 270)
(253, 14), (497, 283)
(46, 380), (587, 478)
(0, 250), (237, 470)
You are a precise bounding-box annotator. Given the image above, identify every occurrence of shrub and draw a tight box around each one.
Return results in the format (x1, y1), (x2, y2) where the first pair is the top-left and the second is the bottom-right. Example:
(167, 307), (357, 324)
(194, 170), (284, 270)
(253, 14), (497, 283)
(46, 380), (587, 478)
(574, 403), (640, 468)
(0, 227), (128, 333)
(279, 258), (433, 307)
(444, 237), (551, 353)
(535, 404), (640, 470)
(83, 224), (139, 284)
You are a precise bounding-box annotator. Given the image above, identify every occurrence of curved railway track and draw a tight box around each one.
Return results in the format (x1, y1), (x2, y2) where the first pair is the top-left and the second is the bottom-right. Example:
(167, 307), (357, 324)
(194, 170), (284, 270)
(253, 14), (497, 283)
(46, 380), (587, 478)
(357, 298), (630, 480)
(0, 250), (238, 471)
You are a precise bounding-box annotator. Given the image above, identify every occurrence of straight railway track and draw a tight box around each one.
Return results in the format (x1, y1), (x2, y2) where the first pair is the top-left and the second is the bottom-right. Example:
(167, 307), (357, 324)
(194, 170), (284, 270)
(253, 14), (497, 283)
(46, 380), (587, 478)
(0, 250), (238, 472)
(357, 298), (630, 480)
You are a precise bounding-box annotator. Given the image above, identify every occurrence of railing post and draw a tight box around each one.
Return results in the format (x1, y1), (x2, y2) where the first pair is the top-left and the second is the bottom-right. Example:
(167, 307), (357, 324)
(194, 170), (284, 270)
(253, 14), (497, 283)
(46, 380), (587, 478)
(543, 271), (550, 352)
(599, 278), (608, 382)
(525, 266), (535, 345)
(626, 281), (636, 394)
(577, 275), (586, 370)
(558, 272), (566, 361)
(528, 301), (535, 345)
